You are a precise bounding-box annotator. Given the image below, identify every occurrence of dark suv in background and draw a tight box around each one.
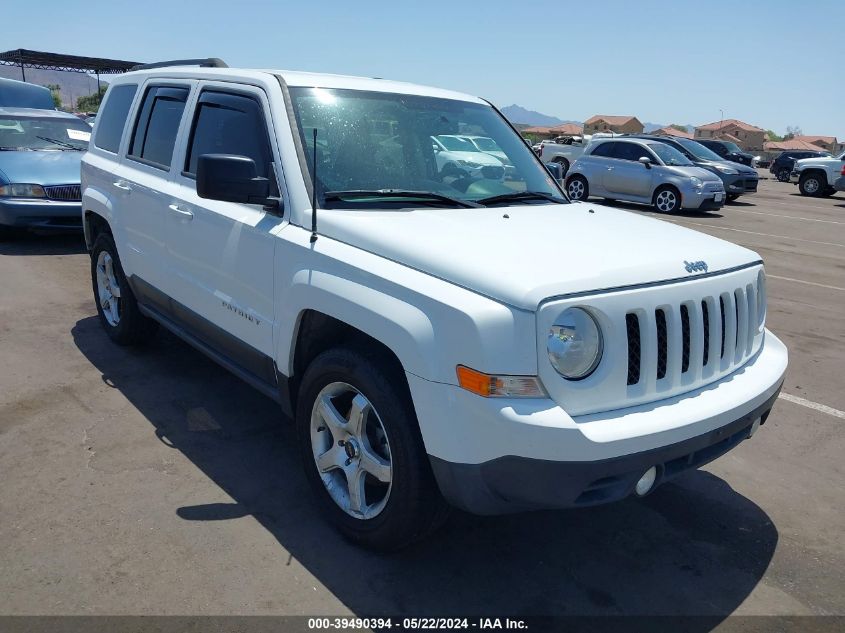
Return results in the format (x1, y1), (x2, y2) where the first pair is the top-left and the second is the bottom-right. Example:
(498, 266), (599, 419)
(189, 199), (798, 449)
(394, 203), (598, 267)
(629, 135), (758, 201)
(697, 139), (756, 167)
(770, 150), (831, 182)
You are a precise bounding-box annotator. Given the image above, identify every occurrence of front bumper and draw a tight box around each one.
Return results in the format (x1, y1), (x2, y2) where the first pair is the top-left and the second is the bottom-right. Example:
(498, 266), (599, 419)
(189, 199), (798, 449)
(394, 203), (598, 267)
(0, 198), (82, 230)
(722, 173), (758, 195)
(410, 329), (787, 515)
(789, 170), (801, 184)
(682, 186), (726, 210)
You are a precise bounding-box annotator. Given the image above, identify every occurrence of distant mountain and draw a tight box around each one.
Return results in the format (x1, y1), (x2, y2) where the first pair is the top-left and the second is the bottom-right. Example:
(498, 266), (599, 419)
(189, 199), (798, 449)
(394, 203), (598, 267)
(0, 67), (107, 110)
(644, 122), (695, 134)
(501, 104), (566, 127)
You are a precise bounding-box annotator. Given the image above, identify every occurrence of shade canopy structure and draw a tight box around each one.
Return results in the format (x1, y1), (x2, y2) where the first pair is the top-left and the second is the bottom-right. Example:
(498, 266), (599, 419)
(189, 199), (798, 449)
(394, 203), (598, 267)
(0, 48), (142, 90)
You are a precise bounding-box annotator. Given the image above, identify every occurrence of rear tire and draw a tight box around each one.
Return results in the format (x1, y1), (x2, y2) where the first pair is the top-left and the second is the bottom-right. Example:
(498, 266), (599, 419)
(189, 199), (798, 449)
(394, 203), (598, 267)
(776, 169), (790, 183)
(90, 233), (158, 346)
(726, 194), (740, 202)
(552, 157), (570, 177)
(296, 346), (449, 550)
(798, 172), (825, 197)
(566, 175), (589, 201)
(653, 185), (682, 213)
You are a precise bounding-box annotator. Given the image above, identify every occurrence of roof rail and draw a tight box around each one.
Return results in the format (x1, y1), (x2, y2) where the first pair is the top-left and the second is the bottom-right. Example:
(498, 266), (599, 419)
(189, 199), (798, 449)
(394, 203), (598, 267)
(129, 58), (228, 71)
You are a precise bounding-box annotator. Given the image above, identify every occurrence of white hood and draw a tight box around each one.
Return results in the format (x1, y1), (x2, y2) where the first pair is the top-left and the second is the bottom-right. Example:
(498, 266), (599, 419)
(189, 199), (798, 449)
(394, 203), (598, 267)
(440, 150), (502, 165)
(318, 201), (760, 310)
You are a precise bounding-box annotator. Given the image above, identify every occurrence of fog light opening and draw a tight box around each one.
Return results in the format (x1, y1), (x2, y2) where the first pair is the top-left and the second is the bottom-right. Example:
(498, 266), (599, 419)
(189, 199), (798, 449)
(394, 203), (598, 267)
(747, 417), (762, 438)
(635, 466), (658, 497)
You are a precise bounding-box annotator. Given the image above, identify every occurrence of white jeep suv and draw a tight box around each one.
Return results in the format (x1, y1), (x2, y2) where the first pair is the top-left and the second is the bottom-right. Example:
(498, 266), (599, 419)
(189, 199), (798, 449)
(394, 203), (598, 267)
(81, 60), (788, 550)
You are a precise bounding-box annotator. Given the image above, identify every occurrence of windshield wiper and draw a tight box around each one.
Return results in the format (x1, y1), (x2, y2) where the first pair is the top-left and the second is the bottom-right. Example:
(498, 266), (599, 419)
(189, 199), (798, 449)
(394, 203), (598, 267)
(36, 136), (84, 151)
(324, 189), (482, 208)
(477, 190), (568, 205)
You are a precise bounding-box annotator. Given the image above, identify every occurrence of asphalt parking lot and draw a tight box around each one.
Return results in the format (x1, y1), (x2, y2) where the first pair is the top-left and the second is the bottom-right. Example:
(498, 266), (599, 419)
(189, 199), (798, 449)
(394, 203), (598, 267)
(0, 178), (843, 623)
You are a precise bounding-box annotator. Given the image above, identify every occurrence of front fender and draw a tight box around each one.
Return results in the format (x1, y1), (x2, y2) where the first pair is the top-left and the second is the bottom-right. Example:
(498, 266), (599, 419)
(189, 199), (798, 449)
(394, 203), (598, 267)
(273, 228), (538, 384)
(81, 185), (115, 249)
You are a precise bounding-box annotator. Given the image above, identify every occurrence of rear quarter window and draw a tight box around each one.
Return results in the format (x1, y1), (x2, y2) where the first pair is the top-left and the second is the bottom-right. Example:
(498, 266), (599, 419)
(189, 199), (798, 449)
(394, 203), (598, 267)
(93, 84), (138, 153)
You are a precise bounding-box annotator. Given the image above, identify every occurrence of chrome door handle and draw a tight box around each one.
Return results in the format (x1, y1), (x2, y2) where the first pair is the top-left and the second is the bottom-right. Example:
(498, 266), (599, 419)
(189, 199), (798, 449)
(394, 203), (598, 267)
(168, 203), (194, 220)
(113, 180), (132, 191)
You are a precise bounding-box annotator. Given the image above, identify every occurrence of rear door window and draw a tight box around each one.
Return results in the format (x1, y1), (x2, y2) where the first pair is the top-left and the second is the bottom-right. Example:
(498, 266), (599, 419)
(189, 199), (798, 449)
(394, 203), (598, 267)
(93, 84), (137, 153)
(128, 85), (190, 169)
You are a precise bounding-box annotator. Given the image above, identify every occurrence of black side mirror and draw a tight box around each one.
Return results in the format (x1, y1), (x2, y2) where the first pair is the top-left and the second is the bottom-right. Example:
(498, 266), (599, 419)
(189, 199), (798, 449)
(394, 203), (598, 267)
(638, 156), (652, 169)
(545, 162), (563, 180)
(197, 154), (273, 205)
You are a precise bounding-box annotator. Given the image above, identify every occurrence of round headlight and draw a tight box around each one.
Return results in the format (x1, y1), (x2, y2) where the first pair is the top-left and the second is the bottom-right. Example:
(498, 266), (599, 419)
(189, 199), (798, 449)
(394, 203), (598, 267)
(547, 308), (603, 379)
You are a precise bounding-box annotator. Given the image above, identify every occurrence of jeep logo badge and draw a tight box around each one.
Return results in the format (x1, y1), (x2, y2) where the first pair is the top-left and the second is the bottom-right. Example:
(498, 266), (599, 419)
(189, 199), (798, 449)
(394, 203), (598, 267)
(684, 260), (708, 274)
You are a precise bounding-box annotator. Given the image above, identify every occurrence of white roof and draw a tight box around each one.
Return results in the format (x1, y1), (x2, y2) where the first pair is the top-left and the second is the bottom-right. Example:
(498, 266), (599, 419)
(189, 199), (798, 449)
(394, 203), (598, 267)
(115, 66), (486, 104)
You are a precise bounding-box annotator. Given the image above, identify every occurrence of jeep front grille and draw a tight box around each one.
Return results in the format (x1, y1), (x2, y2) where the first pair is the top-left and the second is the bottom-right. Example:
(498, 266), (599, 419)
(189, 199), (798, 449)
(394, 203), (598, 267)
(625, 281), (761, 387)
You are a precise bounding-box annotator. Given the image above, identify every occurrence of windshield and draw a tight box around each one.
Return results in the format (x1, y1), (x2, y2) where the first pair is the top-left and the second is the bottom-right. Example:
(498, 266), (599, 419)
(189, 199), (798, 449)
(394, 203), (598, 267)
(649, 142), (693, 166)
(469, 136), (502, 152)
(0, 115), (91, 150)
(675, 138), (723, 162)
(288, 87), (562, 206)
(721, 141), (743, 153)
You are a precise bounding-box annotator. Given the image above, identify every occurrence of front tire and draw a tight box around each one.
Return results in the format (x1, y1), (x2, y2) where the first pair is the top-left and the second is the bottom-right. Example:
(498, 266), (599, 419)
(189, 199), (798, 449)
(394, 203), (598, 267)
(799, 172), (825, 197)
(566, 175), (589, 201)
(776, 169), (790, 183)
(653, 186), (682, 213)
(90, 233), (158, 346)
(726, 193), (740, 202)
(296, 346), (448, 550)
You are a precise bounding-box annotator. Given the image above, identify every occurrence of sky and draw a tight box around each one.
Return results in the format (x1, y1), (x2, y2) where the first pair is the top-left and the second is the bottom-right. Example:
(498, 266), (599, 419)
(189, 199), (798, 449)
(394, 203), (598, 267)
(5, 0), (844, 137)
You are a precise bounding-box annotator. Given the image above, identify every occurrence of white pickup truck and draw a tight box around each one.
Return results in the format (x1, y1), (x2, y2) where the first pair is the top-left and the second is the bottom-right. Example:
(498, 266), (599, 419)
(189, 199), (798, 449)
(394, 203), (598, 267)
(790, 151), (845, 196)
(538, 133), (620, 176)
(81, 61), (787, 550)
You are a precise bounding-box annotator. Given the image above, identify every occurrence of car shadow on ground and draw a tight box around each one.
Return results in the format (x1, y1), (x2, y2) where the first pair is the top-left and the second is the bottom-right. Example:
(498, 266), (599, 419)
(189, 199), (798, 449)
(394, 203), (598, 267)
(592, 199), (725, 219)
(72, 316), (777, 624)
(0, 231), (86, 256)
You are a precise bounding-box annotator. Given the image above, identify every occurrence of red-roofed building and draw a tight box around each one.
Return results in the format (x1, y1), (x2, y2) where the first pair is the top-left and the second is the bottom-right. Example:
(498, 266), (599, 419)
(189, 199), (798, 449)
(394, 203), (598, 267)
(584, 115), (643, 134)
(651, 126), (693, 139)
(791, 135), (842, 153)
(522, 122), (584, 140)
(764, 139), (832, 152)
(694, 119), (766, 151)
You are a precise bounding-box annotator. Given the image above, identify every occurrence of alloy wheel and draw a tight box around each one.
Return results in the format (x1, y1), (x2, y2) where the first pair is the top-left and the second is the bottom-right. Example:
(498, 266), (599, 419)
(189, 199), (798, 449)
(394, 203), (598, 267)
(95, 250), (121, 326)
(310, 382), (393, 520)
(803, 177), (820, 194)
(655, 190), (677, 212)
(567, 179), (585, 200)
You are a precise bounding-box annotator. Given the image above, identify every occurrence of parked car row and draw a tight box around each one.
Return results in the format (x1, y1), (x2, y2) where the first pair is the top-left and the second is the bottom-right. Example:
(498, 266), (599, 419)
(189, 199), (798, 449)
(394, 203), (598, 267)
(564, 137), (727, 212)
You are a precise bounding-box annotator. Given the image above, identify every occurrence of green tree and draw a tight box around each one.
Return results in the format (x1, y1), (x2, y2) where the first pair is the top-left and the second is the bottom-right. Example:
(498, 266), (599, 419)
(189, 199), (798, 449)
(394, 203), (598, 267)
(44, 84), (62, 109)
(669, 123), (688, 133)
(766, 130), (784, 142)
(784, 125), (802, 141)
(77, 86), (107, 113)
